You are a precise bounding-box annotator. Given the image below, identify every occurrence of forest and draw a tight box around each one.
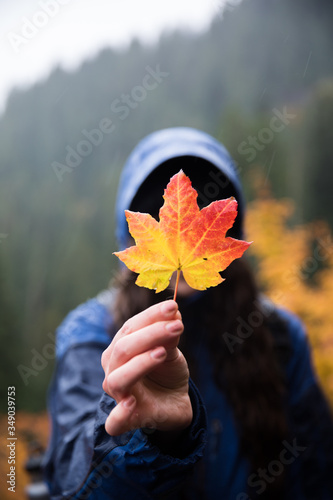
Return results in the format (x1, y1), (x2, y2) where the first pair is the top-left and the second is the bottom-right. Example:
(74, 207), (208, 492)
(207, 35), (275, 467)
(0, 0), (333, 493)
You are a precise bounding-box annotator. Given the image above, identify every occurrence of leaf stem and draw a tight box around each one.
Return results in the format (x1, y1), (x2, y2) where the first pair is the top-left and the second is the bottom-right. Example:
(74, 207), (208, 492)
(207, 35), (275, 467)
(173, 269), (181, 302)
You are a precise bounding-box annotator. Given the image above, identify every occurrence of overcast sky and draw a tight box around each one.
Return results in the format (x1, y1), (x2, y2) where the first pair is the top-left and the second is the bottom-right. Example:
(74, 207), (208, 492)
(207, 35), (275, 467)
(0, 0), (240, 113)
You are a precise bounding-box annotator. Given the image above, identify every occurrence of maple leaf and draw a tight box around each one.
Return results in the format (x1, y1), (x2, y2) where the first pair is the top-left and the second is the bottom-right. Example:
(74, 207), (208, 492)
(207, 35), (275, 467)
(114, 170), (251, 298)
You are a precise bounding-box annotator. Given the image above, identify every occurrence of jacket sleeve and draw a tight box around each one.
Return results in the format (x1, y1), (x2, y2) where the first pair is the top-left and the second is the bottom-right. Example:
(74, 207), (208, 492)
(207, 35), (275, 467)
(281, 309), (333, 499)
(43, 298), (207, 500)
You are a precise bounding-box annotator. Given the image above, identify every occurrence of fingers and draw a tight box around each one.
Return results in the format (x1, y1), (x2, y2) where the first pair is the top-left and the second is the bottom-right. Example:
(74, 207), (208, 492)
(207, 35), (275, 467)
(101, 300), (181, 370)
(118, 300), (180, 338)
(105, 395), (137, 436)
(107, 319), (183, 371)
(103, 346), (167, 399)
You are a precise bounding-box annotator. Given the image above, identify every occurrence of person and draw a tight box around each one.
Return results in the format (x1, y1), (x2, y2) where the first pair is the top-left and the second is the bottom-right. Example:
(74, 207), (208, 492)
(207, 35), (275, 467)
(43, 127), (333, 499)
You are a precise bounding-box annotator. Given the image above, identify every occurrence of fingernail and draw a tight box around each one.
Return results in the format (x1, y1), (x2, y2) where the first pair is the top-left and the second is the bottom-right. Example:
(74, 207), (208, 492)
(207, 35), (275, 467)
(151, 347), (166, 360)
(123, 395), (135, 409)
(166, 320), (183, 333)
(161, 301), (177, 316)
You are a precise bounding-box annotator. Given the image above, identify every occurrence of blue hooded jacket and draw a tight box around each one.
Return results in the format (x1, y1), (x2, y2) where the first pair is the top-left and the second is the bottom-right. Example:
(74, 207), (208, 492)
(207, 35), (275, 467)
(44, 128), (333, 499)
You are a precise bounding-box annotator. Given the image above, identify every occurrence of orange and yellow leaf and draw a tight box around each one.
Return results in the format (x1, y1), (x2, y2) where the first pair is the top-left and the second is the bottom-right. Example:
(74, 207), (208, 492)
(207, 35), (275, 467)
(114, 170), (251, 293)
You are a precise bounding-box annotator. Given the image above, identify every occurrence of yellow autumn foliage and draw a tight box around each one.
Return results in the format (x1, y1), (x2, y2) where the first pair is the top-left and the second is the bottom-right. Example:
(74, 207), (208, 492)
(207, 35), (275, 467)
(0, 412), (49, 500)
(247, 195), (333, 405)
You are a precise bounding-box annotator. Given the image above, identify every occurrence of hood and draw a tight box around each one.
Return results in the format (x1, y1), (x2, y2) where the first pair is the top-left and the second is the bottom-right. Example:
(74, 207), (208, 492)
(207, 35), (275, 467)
(116, 127), (245, 250)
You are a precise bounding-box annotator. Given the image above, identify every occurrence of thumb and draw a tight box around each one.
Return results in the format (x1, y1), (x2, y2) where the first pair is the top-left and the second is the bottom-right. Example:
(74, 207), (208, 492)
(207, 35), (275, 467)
(105, 395), (136, 436)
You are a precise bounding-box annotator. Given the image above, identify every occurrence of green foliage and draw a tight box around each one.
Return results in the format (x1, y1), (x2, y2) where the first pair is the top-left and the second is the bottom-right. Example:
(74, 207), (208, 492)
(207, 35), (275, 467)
(0, 258), (24, 411)
(297, 80), (333, 226)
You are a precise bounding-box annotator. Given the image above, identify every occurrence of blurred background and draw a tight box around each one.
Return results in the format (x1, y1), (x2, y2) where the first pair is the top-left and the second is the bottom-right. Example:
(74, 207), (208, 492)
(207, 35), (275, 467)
(1, 0), (333, 496)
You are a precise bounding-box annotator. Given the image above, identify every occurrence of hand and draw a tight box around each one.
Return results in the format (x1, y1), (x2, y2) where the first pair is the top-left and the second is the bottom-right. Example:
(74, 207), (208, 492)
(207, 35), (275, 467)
(101, 300), (192, 436)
